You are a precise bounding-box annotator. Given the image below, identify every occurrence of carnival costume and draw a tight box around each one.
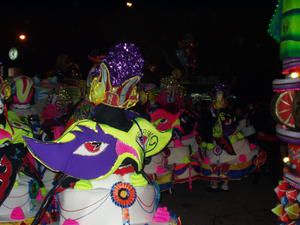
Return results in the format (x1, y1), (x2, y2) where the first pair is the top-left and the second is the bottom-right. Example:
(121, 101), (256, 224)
(0, 81), (45, 225)
(25, 43), (181, 225)
(198, 84), (265, 190)
(148, 108), (201, 191)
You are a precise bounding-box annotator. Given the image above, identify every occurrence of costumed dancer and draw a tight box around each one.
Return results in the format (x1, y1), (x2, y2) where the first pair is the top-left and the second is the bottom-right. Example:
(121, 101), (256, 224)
(147, 69), (201, 191)
(40, 87), (74, 140)
(148, 106), (201, 191)
(198, 84), (265, 190)
(269, 1), (300, 223)
(24, 43), (181, 225)
(157, 68), (186, 111)
(0, 80), (45, 225)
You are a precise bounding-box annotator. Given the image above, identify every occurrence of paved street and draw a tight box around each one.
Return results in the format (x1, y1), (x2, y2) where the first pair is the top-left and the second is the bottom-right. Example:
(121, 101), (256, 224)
(161, 175), (278, 225)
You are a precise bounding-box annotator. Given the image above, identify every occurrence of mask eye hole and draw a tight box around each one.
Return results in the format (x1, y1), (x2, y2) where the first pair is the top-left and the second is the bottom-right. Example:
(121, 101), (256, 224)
(74, 142), (109, 156)
(159, 118), (168, 124)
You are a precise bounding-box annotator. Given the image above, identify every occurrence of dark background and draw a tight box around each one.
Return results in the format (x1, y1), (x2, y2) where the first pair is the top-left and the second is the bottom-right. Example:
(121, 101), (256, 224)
(0, 0), (282, 101)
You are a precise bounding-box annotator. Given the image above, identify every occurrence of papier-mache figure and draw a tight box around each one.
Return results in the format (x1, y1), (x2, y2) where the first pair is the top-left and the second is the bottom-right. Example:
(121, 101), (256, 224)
(25, 43), (182, 225)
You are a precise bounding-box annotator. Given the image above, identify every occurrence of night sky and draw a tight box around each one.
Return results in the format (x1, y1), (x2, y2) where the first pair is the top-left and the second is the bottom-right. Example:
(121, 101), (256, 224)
(1, 0), (281, 101)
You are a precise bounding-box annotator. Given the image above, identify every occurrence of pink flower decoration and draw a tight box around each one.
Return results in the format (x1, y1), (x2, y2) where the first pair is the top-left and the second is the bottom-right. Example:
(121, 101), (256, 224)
(52, 126), (65, 139)
(249, 143), (256, 151)
(62, 219), (80, 225)
(10, 207), (25, 220)
(0, 129), (12, 140)
(239, 154), (247, 163)
(156, 166), (168, 175)
(36, 189), (44, 201)
(42, 103), (60, 120)
(152, 207), (170, 223)
(174, 139), (184, 148)
(203, 157), (211, 165)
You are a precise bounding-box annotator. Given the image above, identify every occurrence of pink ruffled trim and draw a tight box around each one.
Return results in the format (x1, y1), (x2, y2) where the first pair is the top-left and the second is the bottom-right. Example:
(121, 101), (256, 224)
(62, 218), (80, 225)
(10, 207), (25, 220)
(152, 207), (170, 223)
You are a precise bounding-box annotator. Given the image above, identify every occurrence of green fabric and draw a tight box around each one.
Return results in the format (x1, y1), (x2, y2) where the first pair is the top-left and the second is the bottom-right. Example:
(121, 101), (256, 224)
(74, 180), (93, 190)
(130, 173), (148, 187)
(280, 40), (300, 58)
(282, 0), (300, 13)
(41, 187), (47, 196)
(200, 142), (215, 151)
(13, 180), (19, 188)
(229, 132), (244, 144)
(212, 117), (223, 138)
(15, 78), (33, 103)
(182, 156), (191, 164)
(269, 0), (300, 58)
(281, 13), (300, 41)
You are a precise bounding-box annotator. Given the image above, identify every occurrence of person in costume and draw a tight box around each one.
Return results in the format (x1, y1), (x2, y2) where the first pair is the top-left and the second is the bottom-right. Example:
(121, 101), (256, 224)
(157, 68), (186, 111)
(198, 84), (265, 191)
(0, 80), (45, 225)
(9, 75), (38, 120)
(25, 43), (181, 225)
(40, 87), (74, 140)
(55, 54), (82, 81)
(148, 107), (201, 191)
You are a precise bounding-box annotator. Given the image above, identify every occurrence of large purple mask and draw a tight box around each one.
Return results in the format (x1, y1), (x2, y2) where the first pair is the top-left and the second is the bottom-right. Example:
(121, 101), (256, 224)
(24, 120), (141, 180)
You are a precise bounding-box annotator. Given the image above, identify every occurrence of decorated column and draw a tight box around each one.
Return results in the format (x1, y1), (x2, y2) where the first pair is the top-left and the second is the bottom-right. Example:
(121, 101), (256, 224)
(269, 0), (300, 223)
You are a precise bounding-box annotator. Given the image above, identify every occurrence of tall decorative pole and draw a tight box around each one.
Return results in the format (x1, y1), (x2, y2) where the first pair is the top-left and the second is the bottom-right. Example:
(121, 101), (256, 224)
(270, 0), (300, 223)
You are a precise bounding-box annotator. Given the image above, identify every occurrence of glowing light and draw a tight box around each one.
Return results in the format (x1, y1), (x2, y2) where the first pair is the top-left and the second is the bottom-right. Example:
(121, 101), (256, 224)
(18, 34), (26, 41)
(290, 72), (299, 79)
(283, 157), (290, 164)
(8, 48), (18, 61)
(126, 2), (133, 7)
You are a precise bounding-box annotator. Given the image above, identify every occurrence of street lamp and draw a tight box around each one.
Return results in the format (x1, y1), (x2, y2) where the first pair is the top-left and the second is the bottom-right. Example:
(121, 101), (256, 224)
(18, 34), (27, 41)
(126, 1), (133, 7)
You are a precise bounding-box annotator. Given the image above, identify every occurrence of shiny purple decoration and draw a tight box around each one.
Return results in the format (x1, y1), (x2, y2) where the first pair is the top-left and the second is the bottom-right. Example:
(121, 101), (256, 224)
(212, 83), (230, 97)
(103, 43), (144, 87)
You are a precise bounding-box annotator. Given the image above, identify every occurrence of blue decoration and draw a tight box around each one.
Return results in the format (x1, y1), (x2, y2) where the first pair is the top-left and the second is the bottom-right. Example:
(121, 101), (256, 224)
(281, 196), (289, 206)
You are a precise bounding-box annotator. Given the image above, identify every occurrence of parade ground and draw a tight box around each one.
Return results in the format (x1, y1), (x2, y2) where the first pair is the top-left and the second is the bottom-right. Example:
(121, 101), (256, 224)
(161, 174), (277, 225)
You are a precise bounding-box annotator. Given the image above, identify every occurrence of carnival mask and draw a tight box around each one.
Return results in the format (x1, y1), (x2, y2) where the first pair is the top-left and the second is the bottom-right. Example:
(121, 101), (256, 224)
(24, 118), (172, 180)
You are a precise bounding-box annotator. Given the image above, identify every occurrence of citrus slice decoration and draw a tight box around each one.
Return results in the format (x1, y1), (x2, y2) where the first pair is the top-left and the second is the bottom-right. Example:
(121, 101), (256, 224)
(275, 91), (295, 128)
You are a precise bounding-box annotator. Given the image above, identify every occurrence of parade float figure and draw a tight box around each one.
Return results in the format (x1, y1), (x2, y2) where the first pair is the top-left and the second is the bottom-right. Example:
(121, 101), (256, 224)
(198, 84), (265, 191)
(10, 75), (37, 120)
(25, 43), (181, 225)
(147, 71), (201, 191)
(157, 68), (186, 111)
(0, 82), (45, 225)
(148, 107), (201, 191)
(41, 87), (74, 140)
(269, 1), (300, 223)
